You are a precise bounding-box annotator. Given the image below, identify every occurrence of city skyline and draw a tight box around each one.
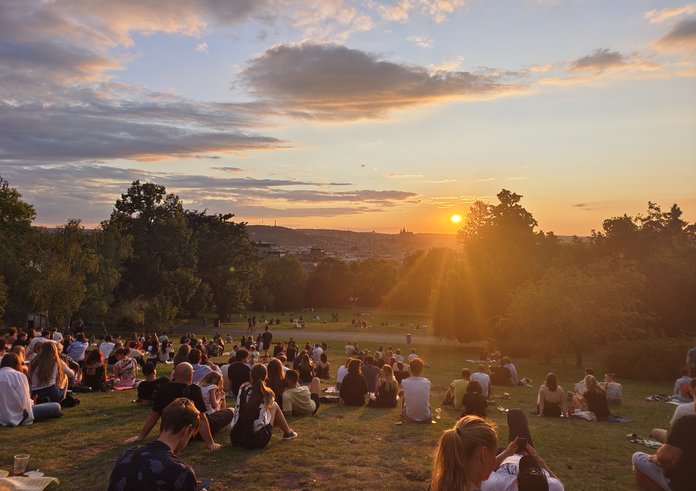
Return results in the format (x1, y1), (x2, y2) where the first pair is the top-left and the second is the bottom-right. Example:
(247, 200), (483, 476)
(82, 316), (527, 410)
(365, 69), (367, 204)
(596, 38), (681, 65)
(1, 0), (695, 235)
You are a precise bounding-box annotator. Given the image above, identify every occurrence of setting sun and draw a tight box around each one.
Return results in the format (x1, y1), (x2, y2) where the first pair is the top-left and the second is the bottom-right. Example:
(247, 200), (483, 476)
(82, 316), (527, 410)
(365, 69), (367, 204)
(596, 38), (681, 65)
(451, 214), (462, 224)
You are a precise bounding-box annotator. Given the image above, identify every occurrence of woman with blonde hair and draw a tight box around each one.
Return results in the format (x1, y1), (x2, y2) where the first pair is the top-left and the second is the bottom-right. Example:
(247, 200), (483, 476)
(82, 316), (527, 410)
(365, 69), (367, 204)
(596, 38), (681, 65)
(368, 364), (398, 408)
(28, 341), (73, 403)
(198, 371), (227, 415)
(582, 374), (610, 419)
(10, 345), (28, 375)
(431, 415), (506, 491)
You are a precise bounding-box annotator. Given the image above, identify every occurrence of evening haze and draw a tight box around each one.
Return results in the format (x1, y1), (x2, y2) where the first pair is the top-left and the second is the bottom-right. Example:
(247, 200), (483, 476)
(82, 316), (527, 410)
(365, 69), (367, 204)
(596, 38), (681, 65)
(1, 0), (695, 235)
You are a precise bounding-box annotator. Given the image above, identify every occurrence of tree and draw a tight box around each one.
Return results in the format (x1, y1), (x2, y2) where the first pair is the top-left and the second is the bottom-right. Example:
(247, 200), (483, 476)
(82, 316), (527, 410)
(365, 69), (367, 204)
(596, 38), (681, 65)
(0, 176), (35, 229)
(30, 220), (99, 328)
(305, 258), (353, 308)
(109, 181), (197, 299)
(187, 211), (260, 321)
(257, 255), (307, 311)
(350, 259), (398, 307)
(506, 261), (646, 367)
(386, 249), (455, 312)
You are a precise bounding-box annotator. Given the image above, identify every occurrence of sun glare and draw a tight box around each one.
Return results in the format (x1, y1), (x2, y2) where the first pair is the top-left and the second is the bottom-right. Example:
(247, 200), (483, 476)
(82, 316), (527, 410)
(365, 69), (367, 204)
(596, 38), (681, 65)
(451, 214), (462, 224)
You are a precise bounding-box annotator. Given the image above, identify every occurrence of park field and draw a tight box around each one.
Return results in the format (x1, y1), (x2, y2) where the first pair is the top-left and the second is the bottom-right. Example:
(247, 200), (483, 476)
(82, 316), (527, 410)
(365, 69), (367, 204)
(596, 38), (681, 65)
(0, 337), (677, 490)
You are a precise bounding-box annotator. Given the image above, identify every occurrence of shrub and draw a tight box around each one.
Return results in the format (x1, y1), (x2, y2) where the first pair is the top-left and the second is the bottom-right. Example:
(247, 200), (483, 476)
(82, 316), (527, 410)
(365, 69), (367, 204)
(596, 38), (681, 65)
(604, 338), (689, 381)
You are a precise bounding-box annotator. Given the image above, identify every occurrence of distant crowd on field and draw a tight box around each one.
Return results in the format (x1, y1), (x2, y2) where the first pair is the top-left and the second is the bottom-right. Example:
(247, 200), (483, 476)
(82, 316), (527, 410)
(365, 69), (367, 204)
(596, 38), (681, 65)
(1, 325), (695, 491)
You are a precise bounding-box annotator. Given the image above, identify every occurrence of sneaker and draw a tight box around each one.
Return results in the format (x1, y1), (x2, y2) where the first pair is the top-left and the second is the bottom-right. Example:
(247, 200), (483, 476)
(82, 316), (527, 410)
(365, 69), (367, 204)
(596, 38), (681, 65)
(282, 430), (298, 440)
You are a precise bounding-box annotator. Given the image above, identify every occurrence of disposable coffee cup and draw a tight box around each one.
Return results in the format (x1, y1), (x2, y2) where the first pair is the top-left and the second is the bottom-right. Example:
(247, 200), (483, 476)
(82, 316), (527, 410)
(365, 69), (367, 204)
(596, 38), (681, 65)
(13, 454), (30, 475)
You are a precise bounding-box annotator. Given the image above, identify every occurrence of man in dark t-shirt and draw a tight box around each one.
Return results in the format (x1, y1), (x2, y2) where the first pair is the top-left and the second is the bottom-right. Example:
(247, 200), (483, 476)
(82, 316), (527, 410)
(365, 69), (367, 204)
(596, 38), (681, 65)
(362, 356), (380, 394)
(124, 363), (222, 451)
(227, 349), (251, 397)
(260, 327), (273, 354)
(633, 415), (696, 491)
(109, 398), (206, 491)
(137, 362), (170, 404)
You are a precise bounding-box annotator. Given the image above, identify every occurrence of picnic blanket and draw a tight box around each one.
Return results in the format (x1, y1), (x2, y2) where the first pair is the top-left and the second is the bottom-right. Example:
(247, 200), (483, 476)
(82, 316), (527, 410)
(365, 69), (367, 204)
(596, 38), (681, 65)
(113, 384), (138, 391)
(645, 394), (680, 405)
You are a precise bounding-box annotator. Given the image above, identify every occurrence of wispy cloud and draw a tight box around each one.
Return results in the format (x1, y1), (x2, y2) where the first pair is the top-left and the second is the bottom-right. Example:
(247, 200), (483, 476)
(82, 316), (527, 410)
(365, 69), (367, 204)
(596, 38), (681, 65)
(570, 49), (625, 72)
(407, 35), (434, 48)
(655, 17), (696, 51)
(241, 43), (526, 120)
(645, 5), (696, 24)
(195, 42), (209, 54)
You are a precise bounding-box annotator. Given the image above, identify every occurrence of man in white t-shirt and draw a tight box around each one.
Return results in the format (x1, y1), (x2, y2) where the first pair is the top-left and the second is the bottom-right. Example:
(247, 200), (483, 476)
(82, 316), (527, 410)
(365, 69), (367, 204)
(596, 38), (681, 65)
(407, 348), (418, 362)
(345, 343), (354, 356)
(651, 377), (696, 443)
(471, 365), (492, 398)
(399, 358), (431, 423)
(312, 344), (323, 362)
(99, 335), (116, 361)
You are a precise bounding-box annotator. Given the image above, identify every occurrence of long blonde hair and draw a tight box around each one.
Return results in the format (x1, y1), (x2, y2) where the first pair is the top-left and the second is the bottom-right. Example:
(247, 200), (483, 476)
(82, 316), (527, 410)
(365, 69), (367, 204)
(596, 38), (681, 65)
(28, 342), (66, 388)
(199, 371), (223, 389)
(431, 415), (498, 491)
(379, 364), (398, 392)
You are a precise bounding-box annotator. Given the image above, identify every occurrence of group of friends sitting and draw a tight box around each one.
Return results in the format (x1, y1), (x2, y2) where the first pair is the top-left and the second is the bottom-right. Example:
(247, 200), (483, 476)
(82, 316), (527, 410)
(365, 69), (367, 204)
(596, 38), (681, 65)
(3, 326), (696, 491)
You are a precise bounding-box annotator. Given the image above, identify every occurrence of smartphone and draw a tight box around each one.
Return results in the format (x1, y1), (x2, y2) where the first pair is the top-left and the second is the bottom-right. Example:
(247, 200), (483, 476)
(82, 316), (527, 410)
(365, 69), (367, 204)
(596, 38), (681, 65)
(517, 437), (527, 453)
(198, 479), (213, 491)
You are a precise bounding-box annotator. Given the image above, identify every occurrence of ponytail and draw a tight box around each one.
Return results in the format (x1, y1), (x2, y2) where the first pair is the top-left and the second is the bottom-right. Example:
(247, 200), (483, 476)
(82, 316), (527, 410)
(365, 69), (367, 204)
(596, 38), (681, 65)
(431, 415), (497, 491)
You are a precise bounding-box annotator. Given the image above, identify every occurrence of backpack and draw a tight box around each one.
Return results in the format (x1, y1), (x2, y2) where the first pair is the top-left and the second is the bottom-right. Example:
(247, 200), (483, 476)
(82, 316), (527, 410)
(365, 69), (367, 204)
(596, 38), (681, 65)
(230, 386), (272, 449)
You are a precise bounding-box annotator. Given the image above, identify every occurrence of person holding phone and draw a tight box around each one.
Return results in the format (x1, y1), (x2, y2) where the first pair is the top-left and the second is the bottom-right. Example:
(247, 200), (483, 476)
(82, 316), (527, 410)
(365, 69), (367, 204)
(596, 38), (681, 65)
(109, 398), (211, 491)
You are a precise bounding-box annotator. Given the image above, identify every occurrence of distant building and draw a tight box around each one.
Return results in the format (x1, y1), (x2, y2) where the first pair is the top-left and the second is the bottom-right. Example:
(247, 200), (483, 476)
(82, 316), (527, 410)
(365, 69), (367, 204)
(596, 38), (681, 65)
(255, 241), (285, 260)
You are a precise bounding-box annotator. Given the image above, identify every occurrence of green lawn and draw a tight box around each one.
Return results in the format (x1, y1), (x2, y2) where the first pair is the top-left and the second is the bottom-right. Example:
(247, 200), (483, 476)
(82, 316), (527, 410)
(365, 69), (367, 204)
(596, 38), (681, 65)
(183, 308), (433, 335)
(0, 338), (677, 490)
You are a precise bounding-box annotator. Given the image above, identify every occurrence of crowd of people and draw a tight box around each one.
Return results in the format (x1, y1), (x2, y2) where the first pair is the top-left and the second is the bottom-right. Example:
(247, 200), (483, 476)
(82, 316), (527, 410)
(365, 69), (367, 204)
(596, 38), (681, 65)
(2, 325), (695, 491)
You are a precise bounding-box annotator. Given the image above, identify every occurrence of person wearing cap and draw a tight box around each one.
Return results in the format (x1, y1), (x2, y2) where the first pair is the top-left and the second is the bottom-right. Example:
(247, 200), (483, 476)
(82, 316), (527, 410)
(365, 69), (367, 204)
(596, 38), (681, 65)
(481, 445), (565, 491)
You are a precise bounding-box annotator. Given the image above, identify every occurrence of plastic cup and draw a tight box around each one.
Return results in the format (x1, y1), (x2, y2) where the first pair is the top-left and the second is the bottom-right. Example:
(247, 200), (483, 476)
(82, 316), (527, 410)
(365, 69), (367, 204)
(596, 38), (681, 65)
(13, 454), (29, 475)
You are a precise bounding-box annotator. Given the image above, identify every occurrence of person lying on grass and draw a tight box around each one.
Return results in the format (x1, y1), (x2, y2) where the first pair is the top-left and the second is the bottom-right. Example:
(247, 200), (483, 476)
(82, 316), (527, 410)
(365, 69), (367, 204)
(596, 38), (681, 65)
(230, 363), (297, 449)
(125, 362), (225, 451)
(282, 369), (321, 417)
(109, 398), (210, 491)
(651, 378), (696, 444)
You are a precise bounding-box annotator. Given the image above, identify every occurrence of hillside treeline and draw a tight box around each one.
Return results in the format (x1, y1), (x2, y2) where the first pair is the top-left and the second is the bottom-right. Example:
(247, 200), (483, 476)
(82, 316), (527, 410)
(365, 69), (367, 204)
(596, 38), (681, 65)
(1, 178), (695, 374)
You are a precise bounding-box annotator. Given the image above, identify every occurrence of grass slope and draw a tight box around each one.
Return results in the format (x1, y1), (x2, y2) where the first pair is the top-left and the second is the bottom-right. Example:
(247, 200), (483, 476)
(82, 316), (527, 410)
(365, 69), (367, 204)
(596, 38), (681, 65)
(0, 340), (677, 490)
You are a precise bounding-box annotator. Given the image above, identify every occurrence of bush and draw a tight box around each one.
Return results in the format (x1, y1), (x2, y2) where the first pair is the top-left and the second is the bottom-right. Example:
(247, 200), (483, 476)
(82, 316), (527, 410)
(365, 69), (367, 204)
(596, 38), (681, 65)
(604, 338), (689, 381)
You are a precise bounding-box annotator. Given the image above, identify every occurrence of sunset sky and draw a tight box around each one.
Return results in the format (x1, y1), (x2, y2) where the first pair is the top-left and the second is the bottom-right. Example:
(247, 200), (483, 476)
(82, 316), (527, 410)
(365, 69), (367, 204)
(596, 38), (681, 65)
(1, 0), (695, 235)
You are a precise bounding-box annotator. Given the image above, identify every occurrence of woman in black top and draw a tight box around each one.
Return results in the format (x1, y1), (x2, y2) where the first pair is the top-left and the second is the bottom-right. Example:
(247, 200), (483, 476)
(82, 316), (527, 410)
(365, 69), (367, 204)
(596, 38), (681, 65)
(297, 353), (314, 385)
(459, 380), (488, 418)
(340, 359), (368, 406)
(82, 349), (107, 391)
(368, 364), (398, 408)
(583, 375), (610, 419)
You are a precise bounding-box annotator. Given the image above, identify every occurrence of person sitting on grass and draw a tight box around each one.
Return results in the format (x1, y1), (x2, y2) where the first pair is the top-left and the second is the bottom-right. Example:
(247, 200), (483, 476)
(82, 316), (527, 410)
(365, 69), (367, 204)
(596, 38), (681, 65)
(297, 352), (315, 385)
(0, 353), (62, 425)
(362, 355), (380, 393)
(393, 361), (410, 384)
(137, 362), (170, 404)
(471, 364), (492, 399)
(266, 358), (286, 409)
(340, 359), (368, 406)
(674, 367), (693, 403)
(112, 347), (138, 387)
(315, 352), (331, 379)
(109, 398), (210, 491)
(443, 368), (471, 409)
(490, 359), (514, 386)
(173, 344), (191, 367)
(336, 358), (351, 391)
(228, 349), (251, 398)
(368, 364), (398, 408)
(460, 380), (488, 419)
(198, 371), (233, 420)
(582, 375), (611, 420)
(282, 369), (321, 417)
(633, 415), (696, 491)
(400, 358), (432, 423)
(601, 372), (622, 405)
(10, 345), (28, 375)
(82, 349), (107, 392)
(29, 341), (73, 403)
(536, 372), (567, 418)
(651, 378), (696, 444)
(568, 367), (594, 411)
(230, 363), (297, 448)
(124, 362), (224, 451)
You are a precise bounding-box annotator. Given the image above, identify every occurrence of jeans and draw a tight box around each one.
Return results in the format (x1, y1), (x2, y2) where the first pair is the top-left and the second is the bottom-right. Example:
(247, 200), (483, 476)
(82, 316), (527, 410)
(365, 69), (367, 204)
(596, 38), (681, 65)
(33, 403), (62, 420)
(31, 385), (65, 403)
(632, 452), (672, 491)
